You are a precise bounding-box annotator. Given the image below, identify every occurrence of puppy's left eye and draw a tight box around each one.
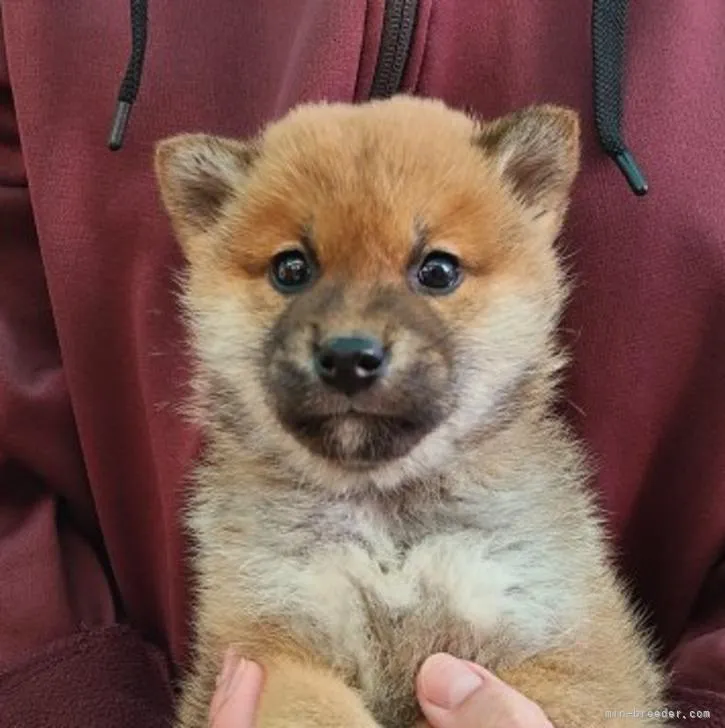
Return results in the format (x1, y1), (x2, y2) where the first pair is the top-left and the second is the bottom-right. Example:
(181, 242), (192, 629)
(414, 252), (462, 294)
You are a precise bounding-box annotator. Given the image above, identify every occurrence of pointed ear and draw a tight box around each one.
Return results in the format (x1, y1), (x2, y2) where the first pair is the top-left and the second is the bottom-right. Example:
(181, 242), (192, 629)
(475, 106), (580, 217)
(154, 133), (257, 240)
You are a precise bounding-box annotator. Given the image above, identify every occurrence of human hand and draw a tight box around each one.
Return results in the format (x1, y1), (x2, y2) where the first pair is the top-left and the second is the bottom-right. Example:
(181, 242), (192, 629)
(209, 650), (265, 728)
(206, 650), (552, 728)
(416, 653), (553, 728)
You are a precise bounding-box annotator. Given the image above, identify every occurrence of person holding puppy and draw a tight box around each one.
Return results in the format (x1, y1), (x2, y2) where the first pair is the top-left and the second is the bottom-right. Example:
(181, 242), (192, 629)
(209, 653), (554, 728)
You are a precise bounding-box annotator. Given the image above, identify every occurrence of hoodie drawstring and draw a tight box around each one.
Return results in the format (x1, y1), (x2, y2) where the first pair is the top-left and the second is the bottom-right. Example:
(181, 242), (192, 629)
(108, 0), (148, 151)
(107, 0), (648, 195)
(592, 0), (648, 195)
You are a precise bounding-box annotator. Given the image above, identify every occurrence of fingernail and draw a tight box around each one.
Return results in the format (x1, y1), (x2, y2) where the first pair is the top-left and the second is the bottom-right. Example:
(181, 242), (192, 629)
(225, 656), (249, 698)
(419, 653), (484, 710)
(216, 648), (240, 689)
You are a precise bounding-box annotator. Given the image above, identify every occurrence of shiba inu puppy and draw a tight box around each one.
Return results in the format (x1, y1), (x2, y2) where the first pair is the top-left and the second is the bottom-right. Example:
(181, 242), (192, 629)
(155, 96), (665, 728)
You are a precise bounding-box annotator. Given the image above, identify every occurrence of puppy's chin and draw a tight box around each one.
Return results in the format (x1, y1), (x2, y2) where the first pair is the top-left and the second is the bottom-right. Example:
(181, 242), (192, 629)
(283, 412), (437, 468)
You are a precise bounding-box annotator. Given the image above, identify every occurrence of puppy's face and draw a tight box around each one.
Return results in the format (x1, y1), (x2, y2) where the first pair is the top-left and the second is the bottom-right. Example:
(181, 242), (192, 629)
(155, 97), (579, 486)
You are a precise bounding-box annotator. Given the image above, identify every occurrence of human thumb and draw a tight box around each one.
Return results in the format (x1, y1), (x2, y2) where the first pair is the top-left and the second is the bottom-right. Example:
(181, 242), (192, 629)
(416, 653), (552, 728)
(209, 650), (265, 728)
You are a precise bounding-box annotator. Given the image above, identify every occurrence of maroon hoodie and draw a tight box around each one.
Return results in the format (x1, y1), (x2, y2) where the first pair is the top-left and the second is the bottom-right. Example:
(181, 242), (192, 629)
(1, 1), (723, 726)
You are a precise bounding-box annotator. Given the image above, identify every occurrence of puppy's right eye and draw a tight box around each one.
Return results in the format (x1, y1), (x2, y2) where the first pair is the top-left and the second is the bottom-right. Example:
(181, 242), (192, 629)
(413, 251), (462, 295)
(269, 250), (316, 293)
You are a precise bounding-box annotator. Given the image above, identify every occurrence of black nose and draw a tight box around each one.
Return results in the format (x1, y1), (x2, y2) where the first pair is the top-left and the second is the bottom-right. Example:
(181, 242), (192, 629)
(314, 336), (388, 396)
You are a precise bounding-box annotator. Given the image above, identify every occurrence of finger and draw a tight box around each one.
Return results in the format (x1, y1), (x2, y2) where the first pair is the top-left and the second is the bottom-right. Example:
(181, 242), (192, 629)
(209, 653), (265, 728)
(416, 653), (552, 728)
(209, 648), (241, 721)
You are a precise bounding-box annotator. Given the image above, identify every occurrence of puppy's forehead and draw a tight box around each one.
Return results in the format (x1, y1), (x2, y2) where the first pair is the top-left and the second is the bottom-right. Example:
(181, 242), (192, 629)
(234, 99), (507, 277)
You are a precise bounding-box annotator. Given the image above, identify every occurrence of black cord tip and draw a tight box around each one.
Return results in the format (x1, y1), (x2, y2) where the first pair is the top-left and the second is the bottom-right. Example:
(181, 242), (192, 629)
(614, 149), (649, 196)
(108, 100), (132, 151)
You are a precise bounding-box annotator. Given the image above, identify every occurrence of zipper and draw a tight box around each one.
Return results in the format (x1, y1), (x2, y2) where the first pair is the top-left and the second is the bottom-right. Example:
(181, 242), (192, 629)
(369, 0), (420, 98)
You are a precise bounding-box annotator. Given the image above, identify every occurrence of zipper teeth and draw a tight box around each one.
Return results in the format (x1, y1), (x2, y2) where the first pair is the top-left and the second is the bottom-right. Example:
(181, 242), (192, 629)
(369, 0), (419, 98)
